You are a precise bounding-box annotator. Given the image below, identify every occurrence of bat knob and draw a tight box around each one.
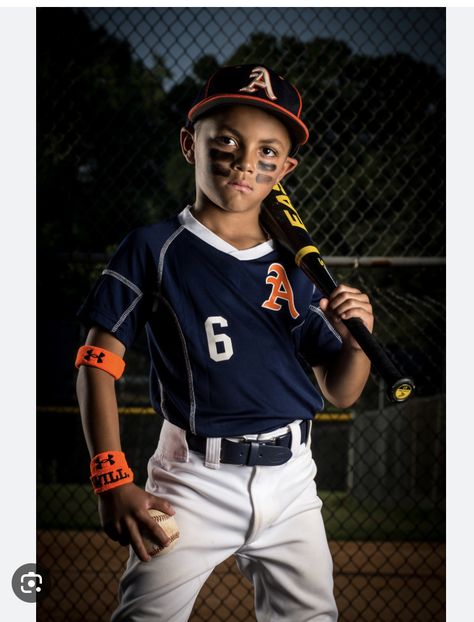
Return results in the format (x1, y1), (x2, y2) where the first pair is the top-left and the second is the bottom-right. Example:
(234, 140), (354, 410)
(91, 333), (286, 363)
(388, 377), (416, 403)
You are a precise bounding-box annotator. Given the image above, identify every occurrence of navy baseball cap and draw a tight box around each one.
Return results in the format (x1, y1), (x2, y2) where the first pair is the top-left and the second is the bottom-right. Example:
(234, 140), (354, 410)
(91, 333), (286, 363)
(187, 64), (309, 155)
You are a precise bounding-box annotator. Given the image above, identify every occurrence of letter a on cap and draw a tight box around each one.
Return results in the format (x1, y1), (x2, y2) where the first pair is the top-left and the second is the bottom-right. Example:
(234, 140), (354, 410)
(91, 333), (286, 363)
(239, 66), (278, 101)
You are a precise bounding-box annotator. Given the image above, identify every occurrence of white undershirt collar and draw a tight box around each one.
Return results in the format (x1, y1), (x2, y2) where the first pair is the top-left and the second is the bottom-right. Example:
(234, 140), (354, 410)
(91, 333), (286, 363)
(178, 205), (275, 261)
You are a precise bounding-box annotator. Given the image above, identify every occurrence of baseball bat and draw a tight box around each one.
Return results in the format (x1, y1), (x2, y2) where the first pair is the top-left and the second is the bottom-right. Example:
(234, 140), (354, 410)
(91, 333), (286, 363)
(260, 182), (415, 403)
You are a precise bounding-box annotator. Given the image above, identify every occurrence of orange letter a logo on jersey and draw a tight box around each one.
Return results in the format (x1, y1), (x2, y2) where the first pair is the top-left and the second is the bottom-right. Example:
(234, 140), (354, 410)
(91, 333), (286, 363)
(262, 263), (300, 319)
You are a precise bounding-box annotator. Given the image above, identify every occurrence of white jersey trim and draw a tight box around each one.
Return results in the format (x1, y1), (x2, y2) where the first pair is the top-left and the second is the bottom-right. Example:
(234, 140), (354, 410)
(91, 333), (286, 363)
(101, 269), (144, 333)
(102, 269), (143, 296)
(158, 225), (185, 289)
(178, 205), (275, 261)
(159, 294), (197, 434)
(309, 305), (343, 343)
(111, 293), (143, 333)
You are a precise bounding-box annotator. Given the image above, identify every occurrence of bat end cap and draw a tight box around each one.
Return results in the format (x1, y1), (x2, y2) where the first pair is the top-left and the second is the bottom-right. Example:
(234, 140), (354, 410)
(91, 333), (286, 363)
(388, 378), (416, 402)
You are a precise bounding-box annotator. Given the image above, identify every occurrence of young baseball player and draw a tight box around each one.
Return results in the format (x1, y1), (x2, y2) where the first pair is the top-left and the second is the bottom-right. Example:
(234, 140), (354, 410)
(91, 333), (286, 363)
(76, 65), (374, 621)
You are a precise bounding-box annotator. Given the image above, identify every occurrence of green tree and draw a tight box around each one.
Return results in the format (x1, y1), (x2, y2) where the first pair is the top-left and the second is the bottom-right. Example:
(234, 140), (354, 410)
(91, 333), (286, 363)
(38, 8), (171, 253)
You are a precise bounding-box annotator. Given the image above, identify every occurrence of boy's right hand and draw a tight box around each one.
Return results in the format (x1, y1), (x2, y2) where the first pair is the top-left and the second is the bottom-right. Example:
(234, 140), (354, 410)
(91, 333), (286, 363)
(97, 483), (176, 562)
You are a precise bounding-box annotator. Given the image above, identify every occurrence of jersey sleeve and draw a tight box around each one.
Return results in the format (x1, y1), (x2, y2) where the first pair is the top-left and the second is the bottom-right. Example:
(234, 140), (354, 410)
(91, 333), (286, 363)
(77, 228), (156, 348)
(293, 287), (343, 367)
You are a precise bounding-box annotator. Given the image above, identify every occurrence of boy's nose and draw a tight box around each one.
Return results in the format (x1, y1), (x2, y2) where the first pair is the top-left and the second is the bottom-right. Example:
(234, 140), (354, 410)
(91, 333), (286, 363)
(233, 148), (255, 173)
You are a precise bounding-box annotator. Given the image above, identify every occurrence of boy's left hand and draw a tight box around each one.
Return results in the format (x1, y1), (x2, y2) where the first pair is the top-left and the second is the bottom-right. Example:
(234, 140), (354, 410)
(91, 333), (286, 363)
(319, 284), (374, 350)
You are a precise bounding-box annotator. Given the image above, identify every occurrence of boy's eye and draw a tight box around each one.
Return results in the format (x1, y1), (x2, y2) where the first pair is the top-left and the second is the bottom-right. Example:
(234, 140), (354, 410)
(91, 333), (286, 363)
(261, 147), (278, 158)
(216, 136), (237, 147)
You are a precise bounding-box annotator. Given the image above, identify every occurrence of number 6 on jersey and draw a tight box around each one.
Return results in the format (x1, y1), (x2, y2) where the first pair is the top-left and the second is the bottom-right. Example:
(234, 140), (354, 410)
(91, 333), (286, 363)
(205, 316), (234, 362)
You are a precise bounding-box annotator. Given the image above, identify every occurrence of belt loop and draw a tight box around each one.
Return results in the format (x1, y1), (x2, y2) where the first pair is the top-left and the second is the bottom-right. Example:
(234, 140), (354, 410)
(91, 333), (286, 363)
(247, 441), (260, 466)
(306, 419), (313, 449)
(288, 421), (301, 454)
(204, 437), (222, 470)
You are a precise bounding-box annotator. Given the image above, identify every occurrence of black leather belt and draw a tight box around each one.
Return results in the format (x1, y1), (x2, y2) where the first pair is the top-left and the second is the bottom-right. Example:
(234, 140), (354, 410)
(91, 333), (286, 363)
(186, 420), (310, 466)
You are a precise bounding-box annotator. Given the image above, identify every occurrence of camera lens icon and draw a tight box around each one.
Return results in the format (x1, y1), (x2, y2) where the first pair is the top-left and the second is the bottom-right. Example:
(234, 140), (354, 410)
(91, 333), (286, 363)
(20, 571), (42, 594)
(12, 563), (48, 603)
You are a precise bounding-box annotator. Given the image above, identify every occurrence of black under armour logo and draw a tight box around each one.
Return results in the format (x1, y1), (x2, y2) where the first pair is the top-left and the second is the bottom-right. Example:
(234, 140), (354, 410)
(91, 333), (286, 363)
(94, 454), (116, 469)
(84, 349), (105, 364)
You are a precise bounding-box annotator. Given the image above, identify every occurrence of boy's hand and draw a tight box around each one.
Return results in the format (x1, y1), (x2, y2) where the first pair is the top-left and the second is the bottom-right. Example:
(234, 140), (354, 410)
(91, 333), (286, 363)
(319, 284), (374, 350)
(98, 483), (176, 562)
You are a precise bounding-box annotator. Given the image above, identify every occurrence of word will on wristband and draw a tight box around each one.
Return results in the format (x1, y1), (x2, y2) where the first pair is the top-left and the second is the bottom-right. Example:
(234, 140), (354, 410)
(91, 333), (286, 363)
(90, 450), (134, 494)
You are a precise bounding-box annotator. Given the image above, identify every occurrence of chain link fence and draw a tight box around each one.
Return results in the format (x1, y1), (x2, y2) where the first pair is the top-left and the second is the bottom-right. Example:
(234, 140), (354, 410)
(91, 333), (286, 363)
(37, 7), (445, 621)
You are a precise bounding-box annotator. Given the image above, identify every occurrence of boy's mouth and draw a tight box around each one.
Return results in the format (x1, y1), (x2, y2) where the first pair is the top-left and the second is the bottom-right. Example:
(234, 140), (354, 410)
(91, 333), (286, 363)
(227, 180), (252, 193)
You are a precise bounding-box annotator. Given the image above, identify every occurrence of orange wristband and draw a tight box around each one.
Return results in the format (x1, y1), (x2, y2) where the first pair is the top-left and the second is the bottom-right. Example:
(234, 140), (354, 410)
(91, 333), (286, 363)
(90, 451), (134, 495)
(75, 345), (125, 380)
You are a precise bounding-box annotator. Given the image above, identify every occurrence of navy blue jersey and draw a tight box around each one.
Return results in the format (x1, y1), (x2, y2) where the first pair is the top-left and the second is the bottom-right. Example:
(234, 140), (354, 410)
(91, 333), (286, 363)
(78, 207), (342, 436)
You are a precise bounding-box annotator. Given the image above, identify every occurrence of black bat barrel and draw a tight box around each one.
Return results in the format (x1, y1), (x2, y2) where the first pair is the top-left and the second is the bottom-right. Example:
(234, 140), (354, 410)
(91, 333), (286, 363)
(298, 252), (415, 403)
(260, 186), (415, 403)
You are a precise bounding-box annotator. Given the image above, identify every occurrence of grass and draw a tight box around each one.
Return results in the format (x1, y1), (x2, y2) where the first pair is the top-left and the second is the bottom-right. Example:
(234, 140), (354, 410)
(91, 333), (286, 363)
(37, 484), (445, 541)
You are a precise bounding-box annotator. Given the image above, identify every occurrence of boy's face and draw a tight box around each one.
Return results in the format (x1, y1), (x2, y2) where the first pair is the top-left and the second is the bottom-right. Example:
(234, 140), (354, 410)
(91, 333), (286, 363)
(181, 105), (298, 214)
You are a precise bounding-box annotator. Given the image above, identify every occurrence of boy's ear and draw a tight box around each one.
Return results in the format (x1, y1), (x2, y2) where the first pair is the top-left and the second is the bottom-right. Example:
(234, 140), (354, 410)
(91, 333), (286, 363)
(276, 156), (298, 183)
(180, 126), (195, 164)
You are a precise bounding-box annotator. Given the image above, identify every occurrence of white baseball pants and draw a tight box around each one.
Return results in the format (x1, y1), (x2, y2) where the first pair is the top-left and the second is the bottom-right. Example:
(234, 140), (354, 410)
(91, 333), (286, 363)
(111, 420), (338, 622)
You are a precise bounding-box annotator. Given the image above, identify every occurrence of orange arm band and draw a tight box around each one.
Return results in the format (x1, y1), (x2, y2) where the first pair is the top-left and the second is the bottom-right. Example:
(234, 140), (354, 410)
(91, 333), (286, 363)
(90, 451), (134, 495)
(75, 345), (125, 380)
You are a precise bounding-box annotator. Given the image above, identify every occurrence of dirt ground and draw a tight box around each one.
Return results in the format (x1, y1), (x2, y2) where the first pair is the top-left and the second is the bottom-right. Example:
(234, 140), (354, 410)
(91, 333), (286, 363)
(37, 530), (445, 622)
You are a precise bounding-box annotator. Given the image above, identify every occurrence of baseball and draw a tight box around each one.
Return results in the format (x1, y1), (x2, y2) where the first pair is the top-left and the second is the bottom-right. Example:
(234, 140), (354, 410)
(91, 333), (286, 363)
(142, 509), (180, 557)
